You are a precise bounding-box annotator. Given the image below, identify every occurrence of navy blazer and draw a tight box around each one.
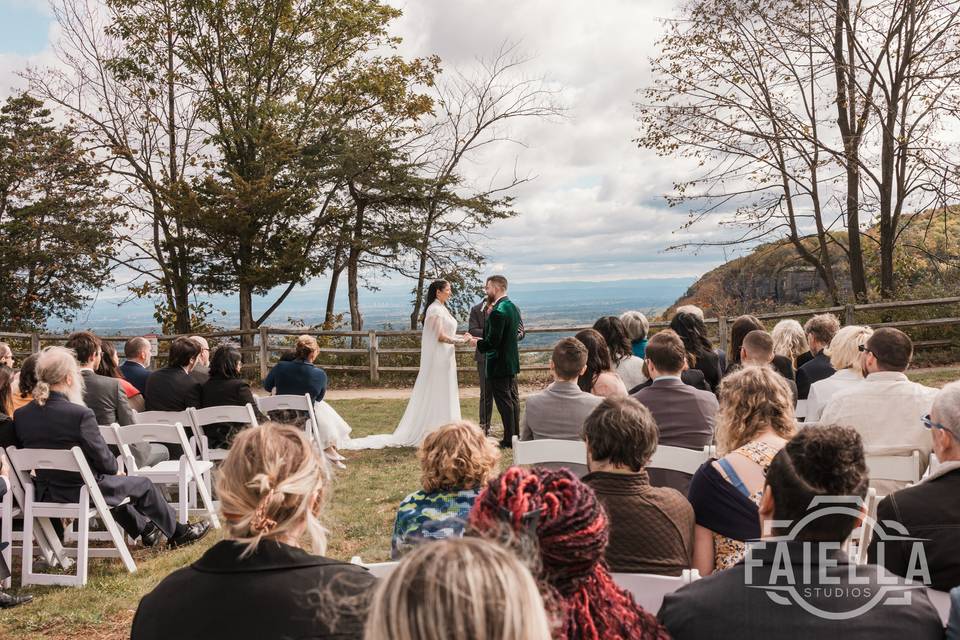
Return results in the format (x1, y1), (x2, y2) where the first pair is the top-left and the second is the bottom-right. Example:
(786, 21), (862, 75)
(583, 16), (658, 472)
(120, 360), (151, 396)
(263, 359), (327, 403)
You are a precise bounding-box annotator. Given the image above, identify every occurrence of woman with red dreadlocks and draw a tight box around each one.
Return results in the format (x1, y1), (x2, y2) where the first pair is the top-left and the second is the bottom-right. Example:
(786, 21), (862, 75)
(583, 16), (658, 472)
(468, 465), (670, 640)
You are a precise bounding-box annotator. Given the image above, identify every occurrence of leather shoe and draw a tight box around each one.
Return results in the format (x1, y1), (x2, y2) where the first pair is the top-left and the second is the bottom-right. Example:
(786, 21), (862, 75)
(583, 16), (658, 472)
(140, 522), (162, 548)
(168, 521), (211, 549)
(0, 591), (32, 608)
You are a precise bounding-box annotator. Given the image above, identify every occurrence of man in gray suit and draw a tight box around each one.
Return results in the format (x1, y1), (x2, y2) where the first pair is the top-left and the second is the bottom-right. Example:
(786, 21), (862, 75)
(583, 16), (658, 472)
(631, 329), (717, 494)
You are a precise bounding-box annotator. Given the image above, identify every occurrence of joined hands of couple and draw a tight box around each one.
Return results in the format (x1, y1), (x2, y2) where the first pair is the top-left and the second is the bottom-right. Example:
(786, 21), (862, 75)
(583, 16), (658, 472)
(461, 332), (479, 346)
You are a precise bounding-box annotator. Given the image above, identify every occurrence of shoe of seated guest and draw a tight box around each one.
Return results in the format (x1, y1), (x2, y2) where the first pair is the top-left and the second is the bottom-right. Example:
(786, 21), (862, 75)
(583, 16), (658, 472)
(140, 522), (162, 548)
(168, 521), (211, 549)
(0, 591), (32, 609)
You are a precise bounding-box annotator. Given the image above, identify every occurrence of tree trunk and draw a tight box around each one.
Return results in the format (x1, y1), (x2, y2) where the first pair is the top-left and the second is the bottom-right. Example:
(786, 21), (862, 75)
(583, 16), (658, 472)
(347, 194), (365, 349)
(324, 237), (346, 328)
(238, 282), (254, 364)
(409, 212), (436, 330)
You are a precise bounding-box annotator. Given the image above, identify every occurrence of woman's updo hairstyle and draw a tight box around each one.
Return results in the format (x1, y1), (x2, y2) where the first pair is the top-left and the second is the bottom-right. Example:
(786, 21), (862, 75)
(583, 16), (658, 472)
(217, 422), (328, 557)
(294, 334), (320, 361)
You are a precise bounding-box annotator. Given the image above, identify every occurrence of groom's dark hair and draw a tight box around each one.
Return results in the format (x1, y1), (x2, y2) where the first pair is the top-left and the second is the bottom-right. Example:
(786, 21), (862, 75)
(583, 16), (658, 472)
(486, 275), (508, 290)
(553, 338), (588, 380)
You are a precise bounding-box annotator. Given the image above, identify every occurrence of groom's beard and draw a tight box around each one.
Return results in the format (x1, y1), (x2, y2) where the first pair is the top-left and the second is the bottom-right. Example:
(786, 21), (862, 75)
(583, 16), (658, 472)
(486, 292), (496, 304)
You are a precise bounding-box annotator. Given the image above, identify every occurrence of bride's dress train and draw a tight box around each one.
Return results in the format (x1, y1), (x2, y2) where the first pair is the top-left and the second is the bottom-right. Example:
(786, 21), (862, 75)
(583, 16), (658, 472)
(342, 301), (461, 449)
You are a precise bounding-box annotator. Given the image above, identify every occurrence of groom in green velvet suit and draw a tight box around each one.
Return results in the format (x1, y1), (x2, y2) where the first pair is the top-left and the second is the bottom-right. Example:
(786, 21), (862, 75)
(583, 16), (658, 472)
(466, 275), (522, 448)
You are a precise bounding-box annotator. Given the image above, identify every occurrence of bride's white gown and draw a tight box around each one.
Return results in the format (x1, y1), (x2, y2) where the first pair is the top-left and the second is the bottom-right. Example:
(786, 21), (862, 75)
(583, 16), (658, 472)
(342, 301), (462, 449)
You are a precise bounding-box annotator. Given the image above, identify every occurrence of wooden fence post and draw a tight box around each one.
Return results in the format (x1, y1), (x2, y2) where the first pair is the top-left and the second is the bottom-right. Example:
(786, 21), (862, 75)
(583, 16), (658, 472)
(30, 333), (40, 354)
(368, 330), (379, 384)
(258, 326), (269, 382)
(845, 304), (856, 326)
(717, 316), (729, 353)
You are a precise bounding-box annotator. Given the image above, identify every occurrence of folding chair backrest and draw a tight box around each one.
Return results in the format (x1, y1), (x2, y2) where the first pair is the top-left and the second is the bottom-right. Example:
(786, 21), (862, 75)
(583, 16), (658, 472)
(350, 556), (399, 579)
(256, 394), (311, 414)
(190, 404), (258, 427)
(612, 569), (700, 614)
(511, 436), (587, 467)
(116, 423), (189, 448)
(98, 424), (121, 447)
(134, 410), (195, 428)
(648, 445), (714, 475)
(854, 487), (878, 565)
(866, 451), (921, 484)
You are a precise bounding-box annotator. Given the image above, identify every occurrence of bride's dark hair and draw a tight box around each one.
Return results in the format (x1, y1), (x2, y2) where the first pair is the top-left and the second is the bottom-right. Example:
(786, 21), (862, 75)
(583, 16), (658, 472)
(422, 279), (450, 322)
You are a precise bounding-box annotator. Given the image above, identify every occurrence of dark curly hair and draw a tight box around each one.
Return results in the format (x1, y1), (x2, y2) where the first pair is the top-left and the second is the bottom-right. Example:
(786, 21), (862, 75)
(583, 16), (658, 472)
(574, 329), (614, 393)
(765, 425), (869, 542)
(581, 396), (658, 472)
(592, 316), (632, 366)
(669, 312), (713, 365)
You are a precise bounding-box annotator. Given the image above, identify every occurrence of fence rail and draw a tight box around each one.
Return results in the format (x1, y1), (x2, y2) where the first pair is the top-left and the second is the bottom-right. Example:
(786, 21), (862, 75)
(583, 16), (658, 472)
(3, 295), (960, 383)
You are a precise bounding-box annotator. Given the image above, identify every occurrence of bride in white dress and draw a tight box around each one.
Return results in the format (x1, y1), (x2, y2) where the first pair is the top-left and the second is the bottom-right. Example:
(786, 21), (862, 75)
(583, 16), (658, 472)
(343, 280), (465, 449)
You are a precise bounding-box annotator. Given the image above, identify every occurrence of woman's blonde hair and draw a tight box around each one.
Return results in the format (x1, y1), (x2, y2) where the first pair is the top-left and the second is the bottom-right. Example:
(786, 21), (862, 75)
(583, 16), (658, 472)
(418, 422), (499, 493)
(771, 319), (809, 364)
(716, 366), (796, 455)
(826, 325), (874, 371)
(364, 537), (551, 640)
(294, 335), (320, 361)
(217, 422), (328, 556)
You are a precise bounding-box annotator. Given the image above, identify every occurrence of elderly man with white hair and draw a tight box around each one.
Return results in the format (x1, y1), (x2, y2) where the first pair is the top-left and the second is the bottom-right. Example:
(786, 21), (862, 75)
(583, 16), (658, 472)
(189, 336), (211, 385)
(867, 379), (960, 591)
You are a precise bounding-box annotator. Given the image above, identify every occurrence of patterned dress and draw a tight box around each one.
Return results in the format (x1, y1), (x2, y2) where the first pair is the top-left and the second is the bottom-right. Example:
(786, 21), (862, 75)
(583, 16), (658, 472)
(391, 488), (480, 559)
(712, 440), (781, 571)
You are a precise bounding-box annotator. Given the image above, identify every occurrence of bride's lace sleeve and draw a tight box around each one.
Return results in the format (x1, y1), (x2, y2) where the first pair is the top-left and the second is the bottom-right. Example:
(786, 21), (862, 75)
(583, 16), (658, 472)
(425, 307), (462, 344)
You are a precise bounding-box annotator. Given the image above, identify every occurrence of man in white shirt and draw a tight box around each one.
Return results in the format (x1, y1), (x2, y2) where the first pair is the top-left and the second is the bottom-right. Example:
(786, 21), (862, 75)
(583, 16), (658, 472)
(820, 327), (937, 493)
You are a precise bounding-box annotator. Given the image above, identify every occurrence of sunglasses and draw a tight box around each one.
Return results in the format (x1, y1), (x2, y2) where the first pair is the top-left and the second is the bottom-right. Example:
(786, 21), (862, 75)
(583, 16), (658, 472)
(923, 414), (960, 441)
(857, 344), (876, 357)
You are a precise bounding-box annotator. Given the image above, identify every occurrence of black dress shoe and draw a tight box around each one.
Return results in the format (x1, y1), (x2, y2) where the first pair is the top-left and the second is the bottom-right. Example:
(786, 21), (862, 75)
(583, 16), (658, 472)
(168, 521), (211, 549)
(498, 441), (512, 449)
(140, 522), (162, 548)
(0, 591), (32, 608)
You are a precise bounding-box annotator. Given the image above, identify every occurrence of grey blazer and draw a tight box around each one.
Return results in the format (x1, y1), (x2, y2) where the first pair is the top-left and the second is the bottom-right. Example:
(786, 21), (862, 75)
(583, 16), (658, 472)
(521, 381), (602, 441)
(81, 369), (135, 427)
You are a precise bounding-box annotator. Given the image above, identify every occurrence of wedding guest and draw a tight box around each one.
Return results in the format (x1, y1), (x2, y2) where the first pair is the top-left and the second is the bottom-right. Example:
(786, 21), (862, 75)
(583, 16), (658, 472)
(365, 537), (551, 640)
(687, 366), (795, 575)
(132, 423), (374, 640)
(796, 313), (840, 400)
(771, 318), (810, 374)
(392, 422), (499, 558)
(15, 347), (208, 551)
(725, 315), (794, 381)
(521, 338), (602, 451)
(670, 312), (722, 392)
(199, 345), (265, 450)
(145, 337), (202, 412)
(629, 359), (711, 394)
(594, 316), (647, 389)
(0, 368), (15, 448)
(631, 330), (717, 493)
(868, 381), (960, 590)
(660, 426), (943, 640)
(96, 339), (145, 412)
(120, 337), (152, 396)
(264, 334), (351, 466)
(0, 342), (13, 369)
(469, 466), (671, 640)
(739, 330), (798, 401)
(805, 325), (873, 422)
(0, 456), (30, 608)
(10, 354), (38, 414)
(674, 304), (705, 321)
(820, 328), (937, 493)
(583, 396), (694, 575)
(574, 328), (628, 397)
(621, 310), (650, 358)
(189, 336), (211, 385)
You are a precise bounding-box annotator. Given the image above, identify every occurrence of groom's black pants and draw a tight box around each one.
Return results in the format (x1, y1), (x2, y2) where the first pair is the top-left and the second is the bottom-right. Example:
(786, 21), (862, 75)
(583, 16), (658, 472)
(489, 375), (520, 447)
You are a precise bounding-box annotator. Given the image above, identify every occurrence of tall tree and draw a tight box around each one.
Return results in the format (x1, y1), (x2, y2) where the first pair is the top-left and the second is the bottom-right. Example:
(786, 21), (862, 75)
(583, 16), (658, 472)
(0, 94), (120, 330)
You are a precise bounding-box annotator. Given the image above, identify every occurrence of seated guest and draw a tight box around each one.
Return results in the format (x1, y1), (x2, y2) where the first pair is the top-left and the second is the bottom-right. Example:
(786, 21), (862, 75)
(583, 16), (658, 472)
(660, 426), (944, 640)
(806, 325), (873, 422)
(868, 381), (960, 590)
(771, 318), (809, 375)
(629, 359), (711, 393)
(10, 353), (38, 414)
(392, 422), (499, 559)
(632, 330), (717, 493)
(521, 337), (602, 443)
(469, 466), (670, 640)
(264, 334), (351, 466)
(574, 328), (628, 397)
(688, 367), (795, 575)
(120, 337), (152, 396)
(189, 336), (211, 385)
(0, 342), (13, 369)
(199, 345), (265, 450)
(15, 347), (208, 550)
(620, 310), (650, 358)
(97, 339), (144, 412)
(726, 315), (794, 382)
(594, 316), (646, 389)
(132, 423), (374, 640)
(739, 330), (798, 401)
(670, 311), (722, 392)
(366, 537), (551, 640)
(582, 396), (694, 575)
(145, 337), (202, 412)
(821, 327), (937, 493)
(796, 313), (840, 400)
(0, 457), (30, 608)
(0, 368), (15, 448)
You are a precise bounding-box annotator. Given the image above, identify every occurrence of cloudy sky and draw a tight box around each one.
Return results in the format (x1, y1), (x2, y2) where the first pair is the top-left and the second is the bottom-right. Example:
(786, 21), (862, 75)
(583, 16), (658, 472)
(0, 0), (744, 288)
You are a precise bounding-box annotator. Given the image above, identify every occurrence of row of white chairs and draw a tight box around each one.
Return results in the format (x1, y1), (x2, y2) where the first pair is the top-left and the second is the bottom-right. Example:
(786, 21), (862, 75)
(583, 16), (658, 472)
(511, 436), (717, 475)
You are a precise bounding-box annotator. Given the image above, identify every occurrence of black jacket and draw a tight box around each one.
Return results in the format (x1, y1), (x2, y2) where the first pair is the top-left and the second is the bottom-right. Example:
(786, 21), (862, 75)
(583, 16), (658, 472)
(868, 466), (960, 591)
(132, 539), (376, 640)
(145, 366), (202, 412)
(690, 350), (722, 393)
(630, 369), (710, 394)
(199, 377), (266, 449)
(796, 351), (835, 400)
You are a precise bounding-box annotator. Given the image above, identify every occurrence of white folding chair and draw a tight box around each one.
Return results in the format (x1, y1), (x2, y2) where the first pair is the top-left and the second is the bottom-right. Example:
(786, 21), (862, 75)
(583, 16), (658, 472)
(926, 588), (951, 625)
(0, 463), (17, 589)
(3, 462), (71, 572)
(257, 394), (322, 445)
(612, 569), (700, 613)
(5, 445), (136, 587)
(62, 425), (130, 546)
(114, 423), (220, 528)
(188, 404), (259, 462)
(851, 487), (878, 565)
(647, 445), (715, 475)
(866, 451), (922, 487)
(134, 409), (201, 455)
(350, 555), (399, 579)
(795, 399), (808, 421)
(511, 436), (587, 467)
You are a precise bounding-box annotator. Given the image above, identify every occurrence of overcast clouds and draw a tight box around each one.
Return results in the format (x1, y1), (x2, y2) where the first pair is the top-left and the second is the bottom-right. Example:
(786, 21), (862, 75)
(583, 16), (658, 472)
(0, 0), (744, 286)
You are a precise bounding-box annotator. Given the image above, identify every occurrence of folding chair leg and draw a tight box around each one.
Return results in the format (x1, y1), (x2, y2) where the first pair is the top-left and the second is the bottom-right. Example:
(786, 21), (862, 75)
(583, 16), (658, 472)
(76, 496), (90, 587)
(1, 494), (11, 589)
(21, 496), (34, 586)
